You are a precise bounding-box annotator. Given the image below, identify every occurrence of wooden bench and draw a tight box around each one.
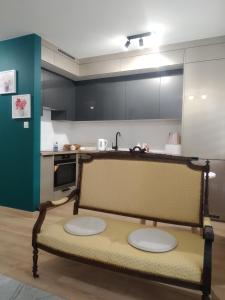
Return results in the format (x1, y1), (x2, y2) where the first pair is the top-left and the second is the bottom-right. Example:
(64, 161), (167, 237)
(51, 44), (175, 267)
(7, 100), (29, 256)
(32, 151), (214, 300)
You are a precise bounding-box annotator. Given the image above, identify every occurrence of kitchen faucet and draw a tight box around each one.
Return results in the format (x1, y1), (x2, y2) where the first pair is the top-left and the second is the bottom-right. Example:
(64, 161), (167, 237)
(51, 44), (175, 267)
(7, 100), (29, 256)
(112, 131), (121, 151)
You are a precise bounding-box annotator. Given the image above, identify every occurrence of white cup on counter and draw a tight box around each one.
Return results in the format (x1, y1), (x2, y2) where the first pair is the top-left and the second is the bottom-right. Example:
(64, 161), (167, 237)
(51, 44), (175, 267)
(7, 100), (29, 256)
(97, 139), (108, 151)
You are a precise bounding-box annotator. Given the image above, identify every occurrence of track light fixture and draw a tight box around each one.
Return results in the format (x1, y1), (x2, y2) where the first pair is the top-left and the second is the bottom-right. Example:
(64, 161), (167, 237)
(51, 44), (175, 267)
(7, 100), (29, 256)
(124, 32), (151, 49)
(139, 38), (144, 47)
(125, 39), (130, 48)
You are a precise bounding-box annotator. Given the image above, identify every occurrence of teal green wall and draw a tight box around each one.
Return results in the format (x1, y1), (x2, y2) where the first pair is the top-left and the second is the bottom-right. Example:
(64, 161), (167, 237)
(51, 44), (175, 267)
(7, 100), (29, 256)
(0, 34), (41, 211)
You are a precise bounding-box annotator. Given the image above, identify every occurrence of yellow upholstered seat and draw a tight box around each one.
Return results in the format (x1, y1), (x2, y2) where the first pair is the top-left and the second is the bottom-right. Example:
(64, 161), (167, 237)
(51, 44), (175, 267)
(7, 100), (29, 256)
(38, 215), (204, 284)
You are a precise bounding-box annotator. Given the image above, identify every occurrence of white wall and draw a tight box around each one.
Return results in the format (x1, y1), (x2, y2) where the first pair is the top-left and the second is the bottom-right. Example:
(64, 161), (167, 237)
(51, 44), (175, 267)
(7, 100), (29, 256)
(41, 109), (181, 151)
(41, 110), (72, 150)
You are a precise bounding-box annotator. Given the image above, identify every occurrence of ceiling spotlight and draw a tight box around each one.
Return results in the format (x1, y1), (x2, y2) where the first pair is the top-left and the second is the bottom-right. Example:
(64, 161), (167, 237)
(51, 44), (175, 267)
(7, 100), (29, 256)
(124, 32), (151, 50)
(139, 38), (144, 48)
(125, 39), (130, 49)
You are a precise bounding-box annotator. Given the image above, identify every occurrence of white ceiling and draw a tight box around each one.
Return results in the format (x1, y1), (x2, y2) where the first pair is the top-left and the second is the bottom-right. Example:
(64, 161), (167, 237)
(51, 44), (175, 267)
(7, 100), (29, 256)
(1, 0), (225, 58)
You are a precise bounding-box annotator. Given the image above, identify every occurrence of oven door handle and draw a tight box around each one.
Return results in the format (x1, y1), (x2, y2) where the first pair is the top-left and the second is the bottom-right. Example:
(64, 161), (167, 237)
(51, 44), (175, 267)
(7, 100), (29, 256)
(55, 162), (76, 166)
(54, 162), (75, 172)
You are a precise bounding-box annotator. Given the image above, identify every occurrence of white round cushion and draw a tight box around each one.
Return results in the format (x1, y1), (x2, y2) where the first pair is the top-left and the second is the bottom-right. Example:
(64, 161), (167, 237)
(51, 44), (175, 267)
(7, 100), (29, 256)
(64, 216), (107, 236)
(128, 228), (177, 253)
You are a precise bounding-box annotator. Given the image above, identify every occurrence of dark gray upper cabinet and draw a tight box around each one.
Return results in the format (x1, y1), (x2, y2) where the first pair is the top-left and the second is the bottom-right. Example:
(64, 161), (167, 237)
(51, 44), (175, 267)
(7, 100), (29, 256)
(96, 81), (126, 120)
(159, 74), (183, 119)
(42, 69), (75, 121)
(42, 68), (183, 121)
(75, 83), (100, 121)
(126, 77), (160, 119)
(75, 80), (126, 121)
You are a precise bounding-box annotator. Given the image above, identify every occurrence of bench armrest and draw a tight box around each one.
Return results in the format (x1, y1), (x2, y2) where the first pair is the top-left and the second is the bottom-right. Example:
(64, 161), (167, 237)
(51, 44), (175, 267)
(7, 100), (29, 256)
(32, 189), (78, 247)
(202, 216), (214, 295)
(203, 216), (212, 228)
(203, 217), (214, 242)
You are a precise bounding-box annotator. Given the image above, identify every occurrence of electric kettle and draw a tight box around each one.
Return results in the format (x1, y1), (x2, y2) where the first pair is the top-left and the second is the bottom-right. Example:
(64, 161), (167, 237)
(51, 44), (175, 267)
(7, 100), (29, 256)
(97, 139), (108, 151)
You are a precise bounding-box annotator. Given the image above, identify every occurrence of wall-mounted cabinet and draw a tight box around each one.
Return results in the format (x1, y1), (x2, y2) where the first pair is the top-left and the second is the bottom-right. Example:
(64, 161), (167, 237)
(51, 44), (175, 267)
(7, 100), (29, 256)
(42, 69), (76, 121)
(42, 68), (183, 122)
(75, 81), (126, 121)
(126, 77), (160, 119)
(75, 70), (183, 121)
(41, 45), (79, 76)
(97, 81), (126, 120)
(75, 83), (100, 121)
(184, 42), (225, 64)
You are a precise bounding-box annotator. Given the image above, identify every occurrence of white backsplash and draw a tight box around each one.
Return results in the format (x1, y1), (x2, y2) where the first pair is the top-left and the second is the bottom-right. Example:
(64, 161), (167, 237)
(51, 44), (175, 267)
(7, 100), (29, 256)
(41, 109), (181, 151)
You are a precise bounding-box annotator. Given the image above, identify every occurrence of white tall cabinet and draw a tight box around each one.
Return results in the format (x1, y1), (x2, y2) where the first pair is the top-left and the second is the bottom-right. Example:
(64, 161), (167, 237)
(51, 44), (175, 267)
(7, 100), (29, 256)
(182, 43), (225, 221)
(182, 44), (225, 159)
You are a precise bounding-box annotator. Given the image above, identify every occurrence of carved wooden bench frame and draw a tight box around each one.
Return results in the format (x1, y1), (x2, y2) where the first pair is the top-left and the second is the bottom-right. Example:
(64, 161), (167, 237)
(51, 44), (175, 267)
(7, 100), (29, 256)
(32, 152), (214, 300)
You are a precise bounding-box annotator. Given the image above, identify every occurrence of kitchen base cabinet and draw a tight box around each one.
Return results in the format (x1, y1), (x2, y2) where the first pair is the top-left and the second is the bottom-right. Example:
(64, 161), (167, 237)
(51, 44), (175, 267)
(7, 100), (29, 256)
(40, 154), (78, 203)
(208, 160), (225, 222)
(40, 155), (54, 203)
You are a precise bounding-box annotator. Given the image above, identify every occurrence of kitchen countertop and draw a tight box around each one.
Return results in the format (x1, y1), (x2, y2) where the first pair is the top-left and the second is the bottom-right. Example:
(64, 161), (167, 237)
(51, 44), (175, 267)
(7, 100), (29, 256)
(41, 150), (98, 156)
(41, 148), (166, 156)
(41, 146), (127, 156)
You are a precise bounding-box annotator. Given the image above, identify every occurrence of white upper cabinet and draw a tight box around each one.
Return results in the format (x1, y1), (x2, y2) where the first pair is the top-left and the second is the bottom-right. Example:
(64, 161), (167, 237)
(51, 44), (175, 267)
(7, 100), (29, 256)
(53, 52), (76, 74)
(41, 45), (79, 76)
(182, 59), (225, 159)
(79, 59), (121, 77)
(79, 50), (184, 77)
(121, 50), (184, 72)
(185, 43), (225, 63)
(41, 45), (54, 65)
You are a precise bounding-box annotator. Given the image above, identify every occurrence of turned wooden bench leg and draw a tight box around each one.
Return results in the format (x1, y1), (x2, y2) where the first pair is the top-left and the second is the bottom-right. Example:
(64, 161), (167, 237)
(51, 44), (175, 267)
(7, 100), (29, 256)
(202, 293), (210, 300)
(153, 221), (157, 227)
(32, 246), (39, 278)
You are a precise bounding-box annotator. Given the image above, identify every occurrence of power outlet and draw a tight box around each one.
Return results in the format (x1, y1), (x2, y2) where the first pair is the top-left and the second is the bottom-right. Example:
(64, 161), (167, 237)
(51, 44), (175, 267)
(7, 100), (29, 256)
(24, 121), (29, 129)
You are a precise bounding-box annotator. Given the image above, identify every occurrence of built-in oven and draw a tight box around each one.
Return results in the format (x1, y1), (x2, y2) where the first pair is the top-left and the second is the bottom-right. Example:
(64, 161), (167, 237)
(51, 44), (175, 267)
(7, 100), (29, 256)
(54, 154), (76, 191)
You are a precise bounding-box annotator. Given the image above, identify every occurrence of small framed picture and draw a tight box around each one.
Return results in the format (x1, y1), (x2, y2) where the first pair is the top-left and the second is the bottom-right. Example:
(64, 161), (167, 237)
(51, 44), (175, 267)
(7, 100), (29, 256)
(12, 94), (31, 119)
(0, 70), (16, 94)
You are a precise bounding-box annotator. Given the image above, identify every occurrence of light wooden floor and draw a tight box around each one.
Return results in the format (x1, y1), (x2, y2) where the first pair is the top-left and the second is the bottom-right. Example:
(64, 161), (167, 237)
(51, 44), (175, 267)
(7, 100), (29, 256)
(0, 203), (225, 300)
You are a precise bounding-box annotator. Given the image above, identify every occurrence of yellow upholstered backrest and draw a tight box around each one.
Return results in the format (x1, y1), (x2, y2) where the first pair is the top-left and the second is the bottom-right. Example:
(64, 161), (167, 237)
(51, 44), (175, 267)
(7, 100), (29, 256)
(79, 158), (203, 225)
